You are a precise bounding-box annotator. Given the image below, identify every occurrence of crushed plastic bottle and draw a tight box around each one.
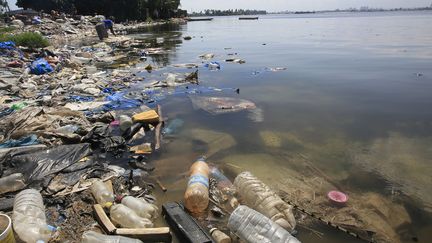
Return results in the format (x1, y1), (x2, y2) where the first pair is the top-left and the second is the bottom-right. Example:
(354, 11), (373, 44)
(120, 196), (159, 220)
(228, 205), (301, 243)
(82, 231), (143, 243)
(234, 171), (296, 231)
(209, 166), (239, 210)
(110, 204), (153, 228)
(13, 189), (52, 243)
(90, 180), (114, 206)
(0, 173), (26, 194)
(184, 157), (210, 214)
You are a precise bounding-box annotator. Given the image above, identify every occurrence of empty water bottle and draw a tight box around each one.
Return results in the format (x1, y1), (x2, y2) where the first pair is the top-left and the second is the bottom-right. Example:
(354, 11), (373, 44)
(110, 204), (153, 228)
(228, 205), (301, 243)
(13, 189), (51, 243)
(91, 180), (114, 206)
(82, 231), (143, 243)
(0, 173), (26, 194)
(184, 157), (210, 214)
(234, 171), (296, 231)
(120, 196), (158, 220)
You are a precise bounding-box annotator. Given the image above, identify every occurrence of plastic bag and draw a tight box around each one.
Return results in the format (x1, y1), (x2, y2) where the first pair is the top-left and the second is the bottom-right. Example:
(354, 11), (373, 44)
(30, 58), (54, 75)
(0, 134), (39, 148)
(2, 144), (91, 183)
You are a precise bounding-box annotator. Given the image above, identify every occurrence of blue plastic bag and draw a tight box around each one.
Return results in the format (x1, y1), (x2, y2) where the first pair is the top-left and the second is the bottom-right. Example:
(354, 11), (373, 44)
(30, 58), (54, 75)
(0, 134), (39, 148)
(0, 41), (16, 50)
(103, 92), (143, 111)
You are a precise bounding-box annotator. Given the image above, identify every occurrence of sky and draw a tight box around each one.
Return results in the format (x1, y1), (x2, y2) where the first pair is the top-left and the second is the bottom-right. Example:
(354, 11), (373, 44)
(180, 0), (432, 12)
(5, 0), (432, 11)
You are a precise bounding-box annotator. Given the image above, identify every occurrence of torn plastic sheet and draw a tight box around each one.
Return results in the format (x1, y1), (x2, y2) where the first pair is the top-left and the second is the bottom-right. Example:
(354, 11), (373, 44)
(0, 134), (39, 148)
(1, 143), (91, 185)
(189, 96), (257, 115)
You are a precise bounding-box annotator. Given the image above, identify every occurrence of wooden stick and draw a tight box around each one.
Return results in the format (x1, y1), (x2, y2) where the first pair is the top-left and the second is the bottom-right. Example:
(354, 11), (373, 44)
(154, 105), (163, 150)
(156, 178), (167, 192)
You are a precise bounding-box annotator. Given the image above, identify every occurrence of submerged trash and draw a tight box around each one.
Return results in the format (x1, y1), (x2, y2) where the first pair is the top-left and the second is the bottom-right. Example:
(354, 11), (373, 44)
(184, 157), (210, 214)
(162, 118), (184, 136)
(234, 171), (296, 231)
(225, 58), (245, 64)
(190, 96), (257, 115)
(228, 205), (301, 243)
(120, 196), (159, 220)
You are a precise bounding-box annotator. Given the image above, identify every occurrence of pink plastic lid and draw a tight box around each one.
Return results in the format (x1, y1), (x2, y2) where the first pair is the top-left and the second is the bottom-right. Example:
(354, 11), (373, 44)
(327, 190), (348, 203)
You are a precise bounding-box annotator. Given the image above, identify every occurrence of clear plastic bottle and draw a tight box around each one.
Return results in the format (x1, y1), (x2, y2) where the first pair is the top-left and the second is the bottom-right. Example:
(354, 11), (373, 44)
(13, 189), (51, 243)
(228, 205), (301, 243)
(210, 228), (231, 243)
(234, 171), (296, 231)
(0, 173), (26, 194)
(82, 231), (143, 243)
(110, 204), (153, 228)
(90, 180), (114, 206)
(209, 166), (238, 209)
(184, 157), (210, 214)
(121, 196), (158, 220)
(119, 115), (133, 131)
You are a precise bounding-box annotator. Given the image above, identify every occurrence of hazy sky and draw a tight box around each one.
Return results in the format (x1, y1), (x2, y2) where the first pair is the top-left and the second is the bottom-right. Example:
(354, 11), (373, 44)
(6, 0), (432, 11)
(181, 0), (432, 12)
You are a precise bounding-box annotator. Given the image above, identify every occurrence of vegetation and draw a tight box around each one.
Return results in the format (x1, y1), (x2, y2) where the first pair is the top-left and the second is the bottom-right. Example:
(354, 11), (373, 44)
(0, 27), (15, 34)
(0, 32), (49, 48)
(15, 0), (182, 21)
(190, 9), (267, 17)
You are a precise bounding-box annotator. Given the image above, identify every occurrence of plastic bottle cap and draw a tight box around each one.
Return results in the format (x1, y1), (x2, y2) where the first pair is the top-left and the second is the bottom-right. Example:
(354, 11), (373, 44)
(104, 202), (113, 208)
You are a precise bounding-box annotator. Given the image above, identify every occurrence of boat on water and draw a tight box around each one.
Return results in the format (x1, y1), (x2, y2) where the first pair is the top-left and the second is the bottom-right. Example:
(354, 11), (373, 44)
(239, 17), (259, 20)
(187, 18), (214, 22)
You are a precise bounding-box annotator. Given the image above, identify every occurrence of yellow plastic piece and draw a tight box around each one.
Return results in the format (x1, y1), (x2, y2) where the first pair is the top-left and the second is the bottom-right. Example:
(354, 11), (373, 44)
(132, 110), (160, 123)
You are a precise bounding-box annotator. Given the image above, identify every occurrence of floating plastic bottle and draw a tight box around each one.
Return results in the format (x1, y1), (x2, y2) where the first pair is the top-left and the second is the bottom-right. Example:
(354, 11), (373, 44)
(121, 196), (159, 220)
(13, 189), (51, 243)
(90, 180), (114, 206)
(119, 115), (133, 131)
(228, 206), (301, 243)
(184, 157), (210, 214)
(233, 171), (296, 231)
(210, 228), (231, 243)
(110, 204), (153, 228)
(82, 231), (143, 243)
(0, 173), (26, 194)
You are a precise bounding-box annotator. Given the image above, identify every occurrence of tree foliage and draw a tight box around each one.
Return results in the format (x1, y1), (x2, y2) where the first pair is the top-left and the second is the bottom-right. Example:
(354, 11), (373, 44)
(16, 0), (182, 21)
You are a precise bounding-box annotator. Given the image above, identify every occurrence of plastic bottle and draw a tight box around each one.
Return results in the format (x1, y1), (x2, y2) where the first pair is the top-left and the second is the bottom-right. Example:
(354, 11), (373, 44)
(210, 228), (231, 243)
(184, 157), (210, 214)
(11, 102), (27, 111)
(0, 173), (26, 194)
(119, 115), (133, 131)
(82, 231), (143, 243)
(162, 118), (184, 136)
(120, 196), (159, 220)
(55, 125), (79, 134)
(110, 204), (153, 228)
(13, 189), (51, 243)
(209, 166), (239, 210)
(90, 180), (114, 206)
(228, 206), (301, 243)
(234, 171), (296, 231)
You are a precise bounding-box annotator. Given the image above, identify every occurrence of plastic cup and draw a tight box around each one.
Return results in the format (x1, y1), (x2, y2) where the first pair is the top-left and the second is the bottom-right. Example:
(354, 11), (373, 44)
(0, 214), (15, 243)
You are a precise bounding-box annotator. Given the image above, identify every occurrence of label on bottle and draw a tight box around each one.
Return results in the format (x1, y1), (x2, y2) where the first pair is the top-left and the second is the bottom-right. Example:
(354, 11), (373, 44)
(188, 174), (209, 188)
